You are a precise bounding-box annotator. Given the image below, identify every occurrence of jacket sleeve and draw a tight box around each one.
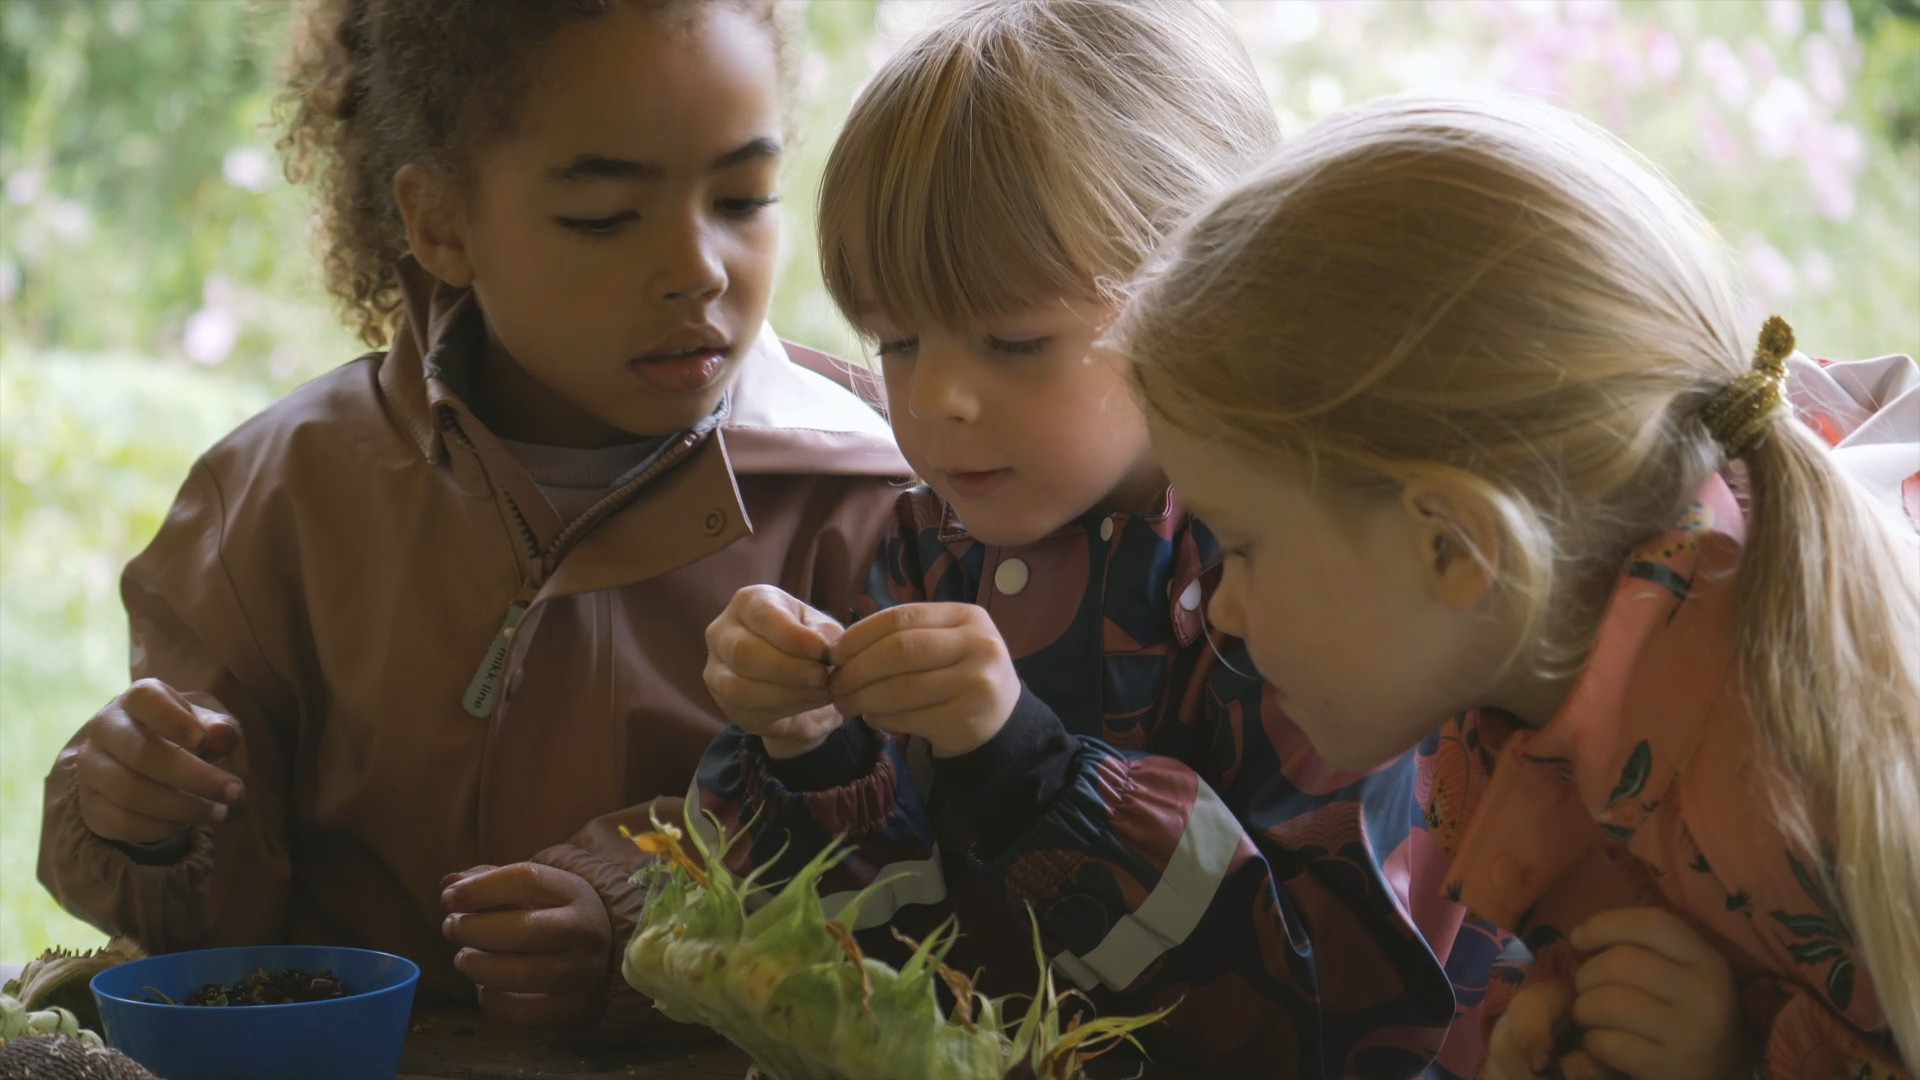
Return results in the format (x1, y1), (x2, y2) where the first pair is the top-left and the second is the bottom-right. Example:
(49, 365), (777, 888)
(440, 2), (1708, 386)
(38, 458), (298, 954)
(928, 662), (1501, 1079)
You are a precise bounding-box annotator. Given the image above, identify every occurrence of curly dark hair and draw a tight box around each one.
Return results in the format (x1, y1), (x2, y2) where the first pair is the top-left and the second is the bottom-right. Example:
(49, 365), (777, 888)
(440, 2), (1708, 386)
(278, 0), (788, 346)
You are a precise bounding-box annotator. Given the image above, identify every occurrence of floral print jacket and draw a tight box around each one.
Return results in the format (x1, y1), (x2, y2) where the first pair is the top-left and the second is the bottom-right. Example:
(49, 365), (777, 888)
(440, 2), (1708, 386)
(1425, 352), (1917, 1079)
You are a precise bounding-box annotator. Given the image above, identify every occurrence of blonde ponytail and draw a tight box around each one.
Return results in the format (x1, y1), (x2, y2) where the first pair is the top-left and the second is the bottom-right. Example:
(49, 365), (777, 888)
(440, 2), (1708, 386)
(1738, 412), (1920, 1058)
(1119, 91), (1920, 1061)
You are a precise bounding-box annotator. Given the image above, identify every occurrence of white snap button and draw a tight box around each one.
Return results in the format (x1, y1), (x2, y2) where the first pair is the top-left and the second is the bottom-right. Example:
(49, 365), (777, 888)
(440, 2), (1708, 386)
(1099, 516), (1115, 541)
(994, 558), (1030, 596)
(1177, 580), (1202, 612)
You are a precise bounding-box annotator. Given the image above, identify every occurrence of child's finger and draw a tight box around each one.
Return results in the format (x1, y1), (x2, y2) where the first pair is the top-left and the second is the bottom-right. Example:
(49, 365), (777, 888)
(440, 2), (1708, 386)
(833, 669), (959, 727)
(711, 624), (831, 688)
(453, 948), (602, 995)
(1485, 981), (1575, 1079)
(118, 680), (207, 748)
(1570, 907), (1716, 966)
(194, 710), (243, 759)
(76, 789), (192, 845)
(1573, 943), (1682, 1002)
(75, 751), (228, 826)
(440, 862), (572, 914)
(1570, 983), (1671, 1041)
(440, 866), (498, 895)
(732, 587), (837, 662)
(828, 628), (969, 698)
(1581, 1027), (1664, 1079)
(796, 604), (847, 651)
(705, 667), (833, 723)
(828, 603), (979, 666)
(98, 709), (245, 807)
(443, 906), (606, 954)
(760, 706), (844, 745)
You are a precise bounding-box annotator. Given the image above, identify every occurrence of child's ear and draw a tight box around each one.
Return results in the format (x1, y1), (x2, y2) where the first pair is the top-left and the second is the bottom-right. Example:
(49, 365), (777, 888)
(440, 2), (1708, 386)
(1400, 479), (1502, 612)
(393, 164), (474, 288)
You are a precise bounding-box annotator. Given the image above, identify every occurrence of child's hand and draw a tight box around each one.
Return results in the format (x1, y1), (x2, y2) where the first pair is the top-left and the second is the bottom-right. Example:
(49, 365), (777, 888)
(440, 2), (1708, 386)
(827, 603), (1020, 758)
(1566, 907), (1752, 1080)
(1482, 978), (1575, 1079)
(73, 679), (246, 845)
(441, 863), (613, 1028)
(703, 585), (847, 758)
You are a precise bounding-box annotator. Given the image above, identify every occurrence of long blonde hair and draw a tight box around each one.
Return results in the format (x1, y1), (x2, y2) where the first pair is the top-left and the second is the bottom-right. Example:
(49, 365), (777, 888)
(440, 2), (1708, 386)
(817, 0), (1277, 334)
(1121, 92), (1920, 1060)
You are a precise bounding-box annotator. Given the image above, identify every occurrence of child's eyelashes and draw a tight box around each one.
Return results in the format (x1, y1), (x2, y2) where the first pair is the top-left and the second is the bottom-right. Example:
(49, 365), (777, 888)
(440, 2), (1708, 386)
(868, 332), (1049, 359)
(554, 211), (638, 238)
(985, 334), (1050, 355)
(553, 194), (777, 239)
(875, 336), (919, 359)
(718, 194), (780, 217)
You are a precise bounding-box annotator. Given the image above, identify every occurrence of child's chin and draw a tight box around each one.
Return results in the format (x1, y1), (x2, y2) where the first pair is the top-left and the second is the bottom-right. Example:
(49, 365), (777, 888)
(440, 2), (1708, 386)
(940, 500), (1060, 549)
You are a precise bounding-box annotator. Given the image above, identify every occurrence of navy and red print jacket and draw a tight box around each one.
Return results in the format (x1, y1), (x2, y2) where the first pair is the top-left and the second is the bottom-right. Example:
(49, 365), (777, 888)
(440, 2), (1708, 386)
(693, 487), (1505, 1078)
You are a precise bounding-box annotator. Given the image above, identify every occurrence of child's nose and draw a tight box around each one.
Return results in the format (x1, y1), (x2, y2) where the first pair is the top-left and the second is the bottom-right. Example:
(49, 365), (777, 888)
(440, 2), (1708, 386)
(904, 351), (978, 424)
(656, 216), (726, 304)
(1208, 582), (1248, 639)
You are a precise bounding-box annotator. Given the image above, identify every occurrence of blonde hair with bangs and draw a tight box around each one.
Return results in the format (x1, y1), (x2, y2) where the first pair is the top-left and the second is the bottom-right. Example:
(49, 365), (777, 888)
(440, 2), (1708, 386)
(1121, 92), (1920, 1062)
(818, 0), (1278, 335)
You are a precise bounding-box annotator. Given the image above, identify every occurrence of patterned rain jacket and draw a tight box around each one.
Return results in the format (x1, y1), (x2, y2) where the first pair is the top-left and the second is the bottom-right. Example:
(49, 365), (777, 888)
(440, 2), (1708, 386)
(1425, 352), (1918, 1079)
(695, 488), (1505, 1079)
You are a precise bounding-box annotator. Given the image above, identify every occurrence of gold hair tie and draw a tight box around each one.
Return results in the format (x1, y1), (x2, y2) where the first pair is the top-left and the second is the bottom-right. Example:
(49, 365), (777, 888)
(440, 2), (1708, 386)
(1699, 315), (1794, 458)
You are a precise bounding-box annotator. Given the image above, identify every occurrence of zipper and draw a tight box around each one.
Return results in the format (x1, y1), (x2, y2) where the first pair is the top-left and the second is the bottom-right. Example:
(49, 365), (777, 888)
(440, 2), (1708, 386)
(462, 601), (527, 717)
(447, 413), (709, 717)
(536, 427), (704, 575)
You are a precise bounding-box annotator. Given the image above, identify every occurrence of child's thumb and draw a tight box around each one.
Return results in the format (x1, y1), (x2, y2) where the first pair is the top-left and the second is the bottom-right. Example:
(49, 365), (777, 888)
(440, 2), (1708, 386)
(197, 712), (242, 758)
(797, 605), (846, 653)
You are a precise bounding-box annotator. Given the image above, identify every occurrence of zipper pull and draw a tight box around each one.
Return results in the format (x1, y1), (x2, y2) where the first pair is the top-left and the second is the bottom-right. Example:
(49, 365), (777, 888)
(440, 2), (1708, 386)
(463, 601), (528, 718)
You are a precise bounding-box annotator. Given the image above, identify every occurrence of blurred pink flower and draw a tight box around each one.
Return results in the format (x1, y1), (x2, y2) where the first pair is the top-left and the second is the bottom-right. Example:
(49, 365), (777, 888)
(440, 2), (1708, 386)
(1697, 38), (1750, 107)
(1493, 40), (1565, 100)
(1765, 0), (1804, 39)
(184, 307), (239, 365)
(1646, 30), (1684, 86)
(1605, 41), (1644, 87)
(1821, 0), (1855, 49)
(1750, 77), (1812, 160)
(1695, 108), (1743, 171)
(1801, 35), (1847, 107)
(1567, 0), (1617, 31)
(1743, 36), (1779, 86)
(1803, 121), (1864, 222)
(1743, 236), (1798, 302)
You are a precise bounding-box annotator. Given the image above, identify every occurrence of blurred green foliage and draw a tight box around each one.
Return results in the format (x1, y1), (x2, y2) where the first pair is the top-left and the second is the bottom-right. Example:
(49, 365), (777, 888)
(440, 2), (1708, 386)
(3, 0), (1916, 960)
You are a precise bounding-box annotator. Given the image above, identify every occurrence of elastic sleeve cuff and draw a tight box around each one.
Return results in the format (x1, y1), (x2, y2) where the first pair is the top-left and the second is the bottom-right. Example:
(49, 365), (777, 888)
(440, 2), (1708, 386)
(931, 685), (1077, 853)
(764, 720), (878, 793)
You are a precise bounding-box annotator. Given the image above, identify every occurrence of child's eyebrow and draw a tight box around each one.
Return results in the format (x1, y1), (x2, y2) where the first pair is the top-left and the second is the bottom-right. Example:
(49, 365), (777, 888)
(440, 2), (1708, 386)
(546, 137), (782, 183)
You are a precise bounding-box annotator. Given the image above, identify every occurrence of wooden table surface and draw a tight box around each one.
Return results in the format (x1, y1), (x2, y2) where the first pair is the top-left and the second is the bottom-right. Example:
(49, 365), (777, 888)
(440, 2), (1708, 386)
(399, 1006), (750, 1080)
(397, 1005), (1182, 1080)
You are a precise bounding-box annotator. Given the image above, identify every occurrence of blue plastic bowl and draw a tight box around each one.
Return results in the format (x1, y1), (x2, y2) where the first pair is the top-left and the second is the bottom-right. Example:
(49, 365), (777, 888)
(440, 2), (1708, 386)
(91, 945), (419, 1080)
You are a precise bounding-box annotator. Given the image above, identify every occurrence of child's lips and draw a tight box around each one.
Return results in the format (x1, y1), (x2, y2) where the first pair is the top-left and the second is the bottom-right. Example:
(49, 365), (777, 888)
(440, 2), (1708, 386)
(943, 468), (1013, 498)
(630, 349), (726, 393)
